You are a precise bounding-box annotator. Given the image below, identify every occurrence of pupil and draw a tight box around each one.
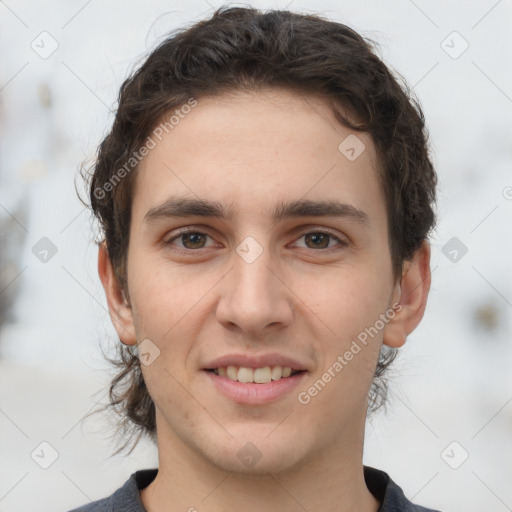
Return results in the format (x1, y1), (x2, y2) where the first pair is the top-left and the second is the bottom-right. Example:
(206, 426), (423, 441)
(307, 233), (329, 249)
(184, 233), (205, 248)
(181, 233), (330, 250)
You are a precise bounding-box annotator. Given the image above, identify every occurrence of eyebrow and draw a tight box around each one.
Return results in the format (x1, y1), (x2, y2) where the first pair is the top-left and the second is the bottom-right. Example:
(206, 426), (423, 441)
(144, 196), (370, 225)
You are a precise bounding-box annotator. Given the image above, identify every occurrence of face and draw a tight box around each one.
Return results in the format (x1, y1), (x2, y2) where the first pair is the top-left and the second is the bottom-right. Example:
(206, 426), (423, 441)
(104, 88), (424, 475)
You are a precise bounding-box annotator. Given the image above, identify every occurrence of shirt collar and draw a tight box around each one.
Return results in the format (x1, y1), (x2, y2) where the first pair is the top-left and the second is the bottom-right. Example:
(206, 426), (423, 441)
(113, 465), (432, 512)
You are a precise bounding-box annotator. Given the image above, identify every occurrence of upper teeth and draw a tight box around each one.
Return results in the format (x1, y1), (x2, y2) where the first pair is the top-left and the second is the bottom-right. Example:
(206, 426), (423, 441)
(215, 365), (294, 383)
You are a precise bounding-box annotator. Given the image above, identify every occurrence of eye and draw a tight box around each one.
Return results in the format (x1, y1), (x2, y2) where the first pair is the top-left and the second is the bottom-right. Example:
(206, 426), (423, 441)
(164, 227), (347, 254)
(164, 229), (215, 251)
(292, 230), (346, 250)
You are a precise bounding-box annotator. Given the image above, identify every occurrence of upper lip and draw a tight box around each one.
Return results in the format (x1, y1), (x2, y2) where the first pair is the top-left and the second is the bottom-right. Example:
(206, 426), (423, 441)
(202, 353), (309, 371)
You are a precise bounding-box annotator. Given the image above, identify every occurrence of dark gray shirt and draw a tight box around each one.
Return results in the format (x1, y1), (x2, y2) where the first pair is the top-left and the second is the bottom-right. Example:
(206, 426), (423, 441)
(68, 465), (442, 511)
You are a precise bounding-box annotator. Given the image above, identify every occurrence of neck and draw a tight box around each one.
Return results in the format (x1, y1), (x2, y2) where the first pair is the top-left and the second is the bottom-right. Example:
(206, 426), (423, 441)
(140, 415), (380, 512)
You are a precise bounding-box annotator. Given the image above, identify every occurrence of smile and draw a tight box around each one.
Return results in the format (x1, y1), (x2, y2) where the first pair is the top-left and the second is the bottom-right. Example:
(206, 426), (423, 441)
(203, 367), (307, 404)
(209, 365), (302, 383)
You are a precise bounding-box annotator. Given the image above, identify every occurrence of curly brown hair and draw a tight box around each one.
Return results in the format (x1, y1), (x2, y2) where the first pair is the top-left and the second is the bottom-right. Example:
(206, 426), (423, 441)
(81, 6), (437, 456)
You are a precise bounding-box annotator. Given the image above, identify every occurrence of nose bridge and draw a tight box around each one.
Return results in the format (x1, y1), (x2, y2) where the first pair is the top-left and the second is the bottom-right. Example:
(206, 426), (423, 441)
(216, 235), (293, 334)
(234, 240), (274, 297)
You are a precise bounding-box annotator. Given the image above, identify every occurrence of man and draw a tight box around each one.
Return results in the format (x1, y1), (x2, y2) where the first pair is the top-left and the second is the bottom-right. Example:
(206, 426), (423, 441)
(70, 6), (440, 511)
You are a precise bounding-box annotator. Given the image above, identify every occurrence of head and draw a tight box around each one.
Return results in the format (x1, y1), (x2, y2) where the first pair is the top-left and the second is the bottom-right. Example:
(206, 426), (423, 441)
(84, 6), (436, 462)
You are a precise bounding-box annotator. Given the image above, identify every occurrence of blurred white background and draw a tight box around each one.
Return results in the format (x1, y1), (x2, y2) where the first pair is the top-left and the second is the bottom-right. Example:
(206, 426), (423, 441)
(0, 1), (511, 511)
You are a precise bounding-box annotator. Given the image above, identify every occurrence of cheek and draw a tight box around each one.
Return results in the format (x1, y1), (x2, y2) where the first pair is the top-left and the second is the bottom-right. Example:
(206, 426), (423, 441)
(300, 266), (391, 335)
(298, 268), (390, 396)
(127, 256), (213, 367)
(128, 254), (187, 322)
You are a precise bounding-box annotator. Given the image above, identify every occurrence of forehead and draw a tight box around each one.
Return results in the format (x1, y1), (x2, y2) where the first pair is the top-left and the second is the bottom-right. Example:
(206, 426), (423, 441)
(133, 88), (385, 225)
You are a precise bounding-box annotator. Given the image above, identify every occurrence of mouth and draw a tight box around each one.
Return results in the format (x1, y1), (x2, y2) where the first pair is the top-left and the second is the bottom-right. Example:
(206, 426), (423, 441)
(203, 366), (308, 405)
(205, 365), (305, 384)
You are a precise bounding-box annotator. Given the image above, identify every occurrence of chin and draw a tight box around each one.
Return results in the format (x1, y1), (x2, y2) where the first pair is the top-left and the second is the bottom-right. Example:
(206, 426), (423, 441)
(212, 449), (307, 476)
(202, 430), (310, 475)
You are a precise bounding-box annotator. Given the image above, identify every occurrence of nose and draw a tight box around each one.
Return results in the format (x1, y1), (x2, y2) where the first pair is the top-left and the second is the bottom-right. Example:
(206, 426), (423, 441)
(215, 240), (294, 338)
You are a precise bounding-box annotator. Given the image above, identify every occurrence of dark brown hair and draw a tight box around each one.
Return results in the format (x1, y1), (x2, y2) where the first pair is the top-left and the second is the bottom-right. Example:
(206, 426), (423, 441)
(82, 6), (436, 456)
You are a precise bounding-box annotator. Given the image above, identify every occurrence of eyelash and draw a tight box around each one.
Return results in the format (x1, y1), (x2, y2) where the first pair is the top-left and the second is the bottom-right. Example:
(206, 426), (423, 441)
(164, 227), (347, 254)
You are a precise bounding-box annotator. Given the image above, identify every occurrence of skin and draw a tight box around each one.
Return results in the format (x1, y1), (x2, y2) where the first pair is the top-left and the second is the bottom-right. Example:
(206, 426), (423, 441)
(99, 88), (431, 512)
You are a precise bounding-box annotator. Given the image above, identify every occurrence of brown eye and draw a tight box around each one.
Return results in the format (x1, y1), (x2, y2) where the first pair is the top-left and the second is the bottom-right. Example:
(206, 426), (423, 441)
(180, 232), (208, 249)
(295, 231), (345, 250)
(304, 233), (331, 249)
(165, 230), (214, 251)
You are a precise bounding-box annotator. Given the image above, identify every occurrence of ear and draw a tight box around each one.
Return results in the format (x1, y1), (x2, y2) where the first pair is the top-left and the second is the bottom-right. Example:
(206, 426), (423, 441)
(97, 241), (137, 346)
(383, 241), (431, 348)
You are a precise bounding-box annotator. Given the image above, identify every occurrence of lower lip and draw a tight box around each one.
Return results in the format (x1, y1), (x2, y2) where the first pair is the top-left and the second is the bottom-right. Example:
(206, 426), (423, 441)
(203, 370), (308, 405)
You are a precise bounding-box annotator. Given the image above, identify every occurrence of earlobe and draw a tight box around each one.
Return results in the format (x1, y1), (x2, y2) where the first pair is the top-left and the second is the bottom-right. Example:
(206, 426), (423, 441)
(97, 242), (137, 346)
(383, 241), (431, 348)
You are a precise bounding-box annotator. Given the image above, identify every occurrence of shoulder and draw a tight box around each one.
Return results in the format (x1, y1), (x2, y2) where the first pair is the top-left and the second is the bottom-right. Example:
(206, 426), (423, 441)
(364, 466), (443, 512)
(67, 497), (110, 512)
(66, 468), (158, 512)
